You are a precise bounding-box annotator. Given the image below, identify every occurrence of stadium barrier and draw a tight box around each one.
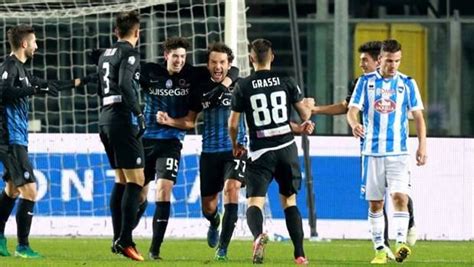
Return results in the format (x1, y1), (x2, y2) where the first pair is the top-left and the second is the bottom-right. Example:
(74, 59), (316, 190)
(0, 134), (472, 241)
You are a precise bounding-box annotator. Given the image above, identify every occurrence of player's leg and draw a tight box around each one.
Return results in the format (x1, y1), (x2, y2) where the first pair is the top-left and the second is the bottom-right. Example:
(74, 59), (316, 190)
(406, 196), (417, 246)
(215, 154), (244, 260)
(110, 170), (126, 253)
(200, 152), (225, 249)
(387, 155), (411, 263)
(274, 143), (307, 265)
(0, 179), (19, 257)
(132, 184), (148, 230)
(149, 139), (182, 260)
(382, 199), (395, 260)
(364, 156), (389, 264)
(246, 153), (273, 264)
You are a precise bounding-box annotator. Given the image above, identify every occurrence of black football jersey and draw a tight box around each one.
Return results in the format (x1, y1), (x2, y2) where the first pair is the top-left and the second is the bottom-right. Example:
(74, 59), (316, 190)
(98, 41), (141, 126)
(231, 70), (303, 151)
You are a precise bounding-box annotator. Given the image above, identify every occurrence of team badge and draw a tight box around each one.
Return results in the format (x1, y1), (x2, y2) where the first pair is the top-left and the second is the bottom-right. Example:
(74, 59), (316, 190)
(128, 56), (136, 65)
(165, 79), (173, 89)
(398, 86), (404, 93)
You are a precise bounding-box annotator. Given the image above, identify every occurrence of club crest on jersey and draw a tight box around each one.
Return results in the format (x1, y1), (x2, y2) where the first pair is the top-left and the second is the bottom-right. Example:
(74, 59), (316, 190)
(165, 79), (173, 89)
(397, 85), (405, 93)
(374, 99), (396, 114)
(127, 56), (136, 65)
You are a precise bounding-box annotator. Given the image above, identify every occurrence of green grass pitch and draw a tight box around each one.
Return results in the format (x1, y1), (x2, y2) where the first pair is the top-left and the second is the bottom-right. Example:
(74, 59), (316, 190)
(0, 238), (472, 266)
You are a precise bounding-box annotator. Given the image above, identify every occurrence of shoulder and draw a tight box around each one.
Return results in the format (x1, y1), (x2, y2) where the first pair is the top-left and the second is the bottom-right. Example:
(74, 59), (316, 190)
(0, 57), (19, 78)
(398, 72), (415, 82)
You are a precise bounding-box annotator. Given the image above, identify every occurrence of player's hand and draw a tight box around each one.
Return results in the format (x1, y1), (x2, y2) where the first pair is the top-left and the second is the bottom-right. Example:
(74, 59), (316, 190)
(34, 82), (58, 97)
(303, 97), (315, 109)
(79, 73), (98, 86)
(416, 147), (427, 166)
(232, 144), (247, 158)
(202, 84), (226, 108)
(136, 114), (146, 138)
(300, 120), (315, 135)
(351, 123), (364, 138)
(156, 111), (171, 125)
(88, 48), (104, 65)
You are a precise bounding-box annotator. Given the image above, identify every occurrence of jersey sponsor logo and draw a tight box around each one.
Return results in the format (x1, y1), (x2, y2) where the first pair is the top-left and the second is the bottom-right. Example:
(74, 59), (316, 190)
(148, 88), (190, 96)
(251, 77), (280, 89)
(165, 79), (173, 89)
(376, 88), (395, 98)
(128, 56), (136, 65)
(1, 71), (7, 79)
(374, 99), (396, 114)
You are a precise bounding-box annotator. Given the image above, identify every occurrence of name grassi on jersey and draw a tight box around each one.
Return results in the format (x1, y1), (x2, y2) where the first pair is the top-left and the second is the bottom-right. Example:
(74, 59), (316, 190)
(149, 88), (190, 96)
(252, 77), (280, 88)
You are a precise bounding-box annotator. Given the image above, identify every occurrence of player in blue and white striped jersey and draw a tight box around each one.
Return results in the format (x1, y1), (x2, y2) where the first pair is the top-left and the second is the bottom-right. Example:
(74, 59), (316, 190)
(347, 39), (427, 264)
(157, 43), (246, 261)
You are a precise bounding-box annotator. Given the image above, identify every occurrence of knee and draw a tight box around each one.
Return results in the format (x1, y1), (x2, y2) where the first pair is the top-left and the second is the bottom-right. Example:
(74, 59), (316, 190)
(392, 193), (408, 207)
(223, 182), (240, 202)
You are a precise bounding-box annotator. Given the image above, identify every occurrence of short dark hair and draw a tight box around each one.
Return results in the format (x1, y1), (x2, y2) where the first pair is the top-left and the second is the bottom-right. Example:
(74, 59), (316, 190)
(248, 38), (273, 64)
(381, 39), (402, 53)
(163, 37), (190, 52)
(115, 11), (140, 38)
(358, 41), (382, 60)
(7, 24), (35, 50)
(207, 42), (234, 63)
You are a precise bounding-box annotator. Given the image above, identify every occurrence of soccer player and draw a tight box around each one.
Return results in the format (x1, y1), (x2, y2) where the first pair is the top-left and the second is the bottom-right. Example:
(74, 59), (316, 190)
(139, 37), (238, 260)
(228, 38), (312, 265)
(347, 39), (427, 264)
(312, 41), (417, 259)
(0, 24), (87, 258)
(97, 11), (145, 261)
(156, 42), (246, 261)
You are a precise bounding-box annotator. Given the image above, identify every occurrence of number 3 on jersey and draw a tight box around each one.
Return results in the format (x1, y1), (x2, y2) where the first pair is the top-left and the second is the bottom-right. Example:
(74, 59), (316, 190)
(102, 62), (110, 94)
(250, 91), (287, 126)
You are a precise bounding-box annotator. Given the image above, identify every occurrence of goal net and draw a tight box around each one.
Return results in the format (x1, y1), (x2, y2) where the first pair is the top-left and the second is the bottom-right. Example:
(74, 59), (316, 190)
(0, 0), (253, 237)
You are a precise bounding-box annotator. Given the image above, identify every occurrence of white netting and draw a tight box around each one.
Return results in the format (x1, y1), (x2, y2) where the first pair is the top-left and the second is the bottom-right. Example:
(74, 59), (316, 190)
(0, 0), (252, 237)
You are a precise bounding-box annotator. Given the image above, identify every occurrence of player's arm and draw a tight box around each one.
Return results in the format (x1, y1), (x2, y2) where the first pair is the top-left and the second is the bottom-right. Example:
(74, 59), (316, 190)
(290, 120), (315, 135)
(156, 110), (198, 130)
(412, 110), (427, 166)
(222, 66), (239, 87)
(1, 66), (37, 100)
(347, 106), (364, 138)
(312, 100), (348, 115)
(118, 52), (142, 116)
(228, 110), (246, 157)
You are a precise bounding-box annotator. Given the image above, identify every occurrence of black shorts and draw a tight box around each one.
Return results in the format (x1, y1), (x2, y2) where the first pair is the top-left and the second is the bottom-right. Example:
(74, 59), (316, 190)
(200, 151), (246, 197)
(1, 145), (36, 187)
(246, 142), (302, 198)
(143, 138), (182, 185)
(99, 124), (144, 169)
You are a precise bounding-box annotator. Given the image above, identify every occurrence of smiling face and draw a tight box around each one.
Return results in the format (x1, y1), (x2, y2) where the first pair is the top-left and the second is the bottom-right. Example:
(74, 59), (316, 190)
(379, 50), (402, 78)
(207, 51), (230, 83)
(165, 47), (187, 74)
(24, 33), (38, 59)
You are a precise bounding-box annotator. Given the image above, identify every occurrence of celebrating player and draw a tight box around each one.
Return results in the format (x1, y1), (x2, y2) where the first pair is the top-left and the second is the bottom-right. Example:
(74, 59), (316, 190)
(97, 11), (146, 261)
(347, 39), (427, 264)
(156, 42), (246, 261)
(0, 24), (87, 259)
(139, 37), (239, 260)
(228, 38), (312, 265)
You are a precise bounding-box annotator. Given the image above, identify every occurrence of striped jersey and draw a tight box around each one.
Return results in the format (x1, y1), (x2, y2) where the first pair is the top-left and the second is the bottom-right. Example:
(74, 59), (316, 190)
(348, 70), (424, 156)
(189, 79), (247, 153)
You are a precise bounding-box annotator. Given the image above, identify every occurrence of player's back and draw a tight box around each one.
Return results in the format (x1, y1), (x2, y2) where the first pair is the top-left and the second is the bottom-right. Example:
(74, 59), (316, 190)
(98, 41), (140, 126)
(235, 70), (302, 152)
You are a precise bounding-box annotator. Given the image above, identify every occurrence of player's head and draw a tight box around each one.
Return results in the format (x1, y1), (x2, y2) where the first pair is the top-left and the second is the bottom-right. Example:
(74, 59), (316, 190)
(379, 39), (402, 78)
(115, 11), (140, 46)
(206, 42), (234, 83)
(7, 25), (37, 59)
(248, 38), (274, 68)
(163, 37), (190, 74)
(358, 41), (381, 73)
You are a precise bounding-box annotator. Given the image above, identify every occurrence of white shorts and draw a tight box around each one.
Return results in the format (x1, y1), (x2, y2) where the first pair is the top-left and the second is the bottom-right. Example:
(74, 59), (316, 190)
(360, 155), (411, 201)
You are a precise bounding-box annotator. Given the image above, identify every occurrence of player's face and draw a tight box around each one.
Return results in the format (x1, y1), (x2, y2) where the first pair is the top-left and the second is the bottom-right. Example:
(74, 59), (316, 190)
(379, 50), (402, 78)
(207, 51), (230, 83)
(359, 52), (378, 73)
(24, 33), (38, 59)
(165, 48), (186, 74)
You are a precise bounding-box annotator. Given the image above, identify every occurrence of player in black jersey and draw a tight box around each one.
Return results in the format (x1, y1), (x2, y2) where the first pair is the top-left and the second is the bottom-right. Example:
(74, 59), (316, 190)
(140, 38), (239, 260)
(229, 39), (312, 265)
(97, 11), (145, 262)
(0, 24), (90, 259)
(156, 42), (245, 261)
(310, 41), (417, 260)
